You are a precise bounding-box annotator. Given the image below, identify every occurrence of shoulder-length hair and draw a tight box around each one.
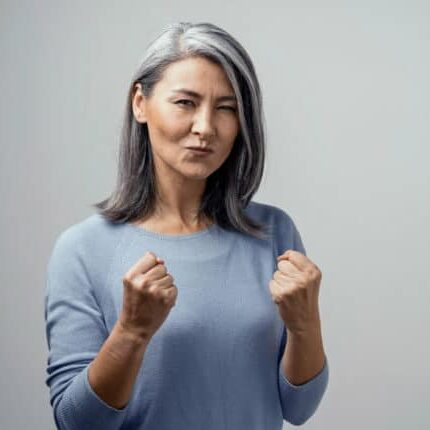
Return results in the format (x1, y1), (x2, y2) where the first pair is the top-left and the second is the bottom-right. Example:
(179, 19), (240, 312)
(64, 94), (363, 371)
(93, 21), (270, 240)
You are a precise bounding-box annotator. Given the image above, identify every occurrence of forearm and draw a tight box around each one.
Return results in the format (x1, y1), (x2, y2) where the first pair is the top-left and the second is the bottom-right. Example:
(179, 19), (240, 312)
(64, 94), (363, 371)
(88, 320), (151, 409)
(281, 322), (326, 385)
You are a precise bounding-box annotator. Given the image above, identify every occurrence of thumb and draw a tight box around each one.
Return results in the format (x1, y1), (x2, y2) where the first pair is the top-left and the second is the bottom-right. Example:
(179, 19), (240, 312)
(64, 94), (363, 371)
(277, 249), (292, 262)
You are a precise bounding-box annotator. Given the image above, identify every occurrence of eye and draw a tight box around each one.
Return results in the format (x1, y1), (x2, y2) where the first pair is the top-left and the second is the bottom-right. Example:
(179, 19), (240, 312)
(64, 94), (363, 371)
(174, 100), (237, 113)
(175, 99), (195, 107)
(219, 106), (237, 112)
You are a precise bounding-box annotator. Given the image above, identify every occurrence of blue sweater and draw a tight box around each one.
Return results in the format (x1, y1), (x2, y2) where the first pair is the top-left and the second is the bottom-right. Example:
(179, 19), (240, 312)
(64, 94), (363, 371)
(44, 200), (329, 429)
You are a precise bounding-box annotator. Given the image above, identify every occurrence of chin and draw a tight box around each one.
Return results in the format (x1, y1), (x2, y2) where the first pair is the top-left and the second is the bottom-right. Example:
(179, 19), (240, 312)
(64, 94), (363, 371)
(181, 168), (213, 181)
(185, 173), (211, 181)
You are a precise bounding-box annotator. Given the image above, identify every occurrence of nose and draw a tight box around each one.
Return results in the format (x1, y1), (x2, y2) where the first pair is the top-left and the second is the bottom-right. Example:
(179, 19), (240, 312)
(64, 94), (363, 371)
(191, 106), (216, 141)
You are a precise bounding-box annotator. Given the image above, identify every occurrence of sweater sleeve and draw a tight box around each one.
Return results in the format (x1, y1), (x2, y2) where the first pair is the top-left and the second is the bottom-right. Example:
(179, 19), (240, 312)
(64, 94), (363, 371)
(44, 227), (129, 430)
(278, 328), (329, 425)
(273, 207), (330, 425)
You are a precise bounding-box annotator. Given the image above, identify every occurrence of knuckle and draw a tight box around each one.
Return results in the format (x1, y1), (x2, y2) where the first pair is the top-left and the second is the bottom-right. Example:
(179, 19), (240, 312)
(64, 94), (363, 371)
(310, 263), (321, 277)
(122, 275), (131, 286)
(298, 279), (307, 289)
(162, 289), (174, 305)
(310, 268), (320, 282)
(300, 271), (310, 282)
(137, 276), (149, 290)
(169, 287), (178, 303)
(305, 266), (314, 277)
(146, 251), (157, 263)
(273, 293), (281, 304)
(147, 283), (159, 295)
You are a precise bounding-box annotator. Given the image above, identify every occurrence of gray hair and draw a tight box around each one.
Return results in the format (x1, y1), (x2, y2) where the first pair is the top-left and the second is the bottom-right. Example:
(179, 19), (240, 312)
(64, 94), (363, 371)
(93, 21), (270, 240)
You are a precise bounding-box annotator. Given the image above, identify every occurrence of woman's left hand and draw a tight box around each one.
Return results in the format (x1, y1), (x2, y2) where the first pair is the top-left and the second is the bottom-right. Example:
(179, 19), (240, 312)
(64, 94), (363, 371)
(269, 249), (322, 333)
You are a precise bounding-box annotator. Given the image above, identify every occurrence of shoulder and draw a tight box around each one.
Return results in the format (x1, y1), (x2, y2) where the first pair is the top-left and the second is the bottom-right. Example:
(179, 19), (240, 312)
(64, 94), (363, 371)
(244, 199), (296, 228)
(245, 200), (306, 255)
(52, 213), (123, 252)
(47, 213), (128, 285)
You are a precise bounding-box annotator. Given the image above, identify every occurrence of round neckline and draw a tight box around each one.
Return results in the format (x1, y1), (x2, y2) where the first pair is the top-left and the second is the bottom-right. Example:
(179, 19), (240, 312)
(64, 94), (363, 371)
(124, 221), (219, 240)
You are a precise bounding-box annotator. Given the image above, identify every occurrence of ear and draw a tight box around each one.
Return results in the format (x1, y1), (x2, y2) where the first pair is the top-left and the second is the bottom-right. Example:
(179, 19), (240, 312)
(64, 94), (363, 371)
(132, 83), (148, 123)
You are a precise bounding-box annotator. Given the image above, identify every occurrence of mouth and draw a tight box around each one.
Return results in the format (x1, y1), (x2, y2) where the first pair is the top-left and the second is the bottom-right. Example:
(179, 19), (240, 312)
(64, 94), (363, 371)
(185, 147), (213, 154)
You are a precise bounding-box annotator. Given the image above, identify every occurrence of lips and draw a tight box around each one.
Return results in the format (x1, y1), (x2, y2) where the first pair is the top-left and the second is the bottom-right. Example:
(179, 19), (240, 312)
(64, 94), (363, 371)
(186, 147), (213, 153)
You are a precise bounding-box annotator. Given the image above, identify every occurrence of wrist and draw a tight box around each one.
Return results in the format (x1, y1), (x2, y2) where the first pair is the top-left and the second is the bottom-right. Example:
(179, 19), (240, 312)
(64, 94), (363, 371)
(115, 319), (152, 348)
(286, 320), (322, 337)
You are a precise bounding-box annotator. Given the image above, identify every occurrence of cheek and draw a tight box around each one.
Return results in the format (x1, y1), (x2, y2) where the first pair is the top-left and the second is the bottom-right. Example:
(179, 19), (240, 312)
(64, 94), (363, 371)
(149, 115), (189, 144)
(221, 120), (240, 150)
(224, 117), (240, 140)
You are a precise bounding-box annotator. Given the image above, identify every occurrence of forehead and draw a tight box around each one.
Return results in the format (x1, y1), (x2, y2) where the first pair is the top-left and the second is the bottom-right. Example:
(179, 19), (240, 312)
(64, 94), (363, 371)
(156, 56), (234, 94)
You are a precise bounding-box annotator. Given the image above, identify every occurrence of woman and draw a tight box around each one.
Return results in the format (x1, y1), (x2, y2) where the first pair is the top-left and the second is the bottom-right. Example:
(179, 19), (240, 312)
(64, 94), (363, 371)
(44, 21), (329, 430)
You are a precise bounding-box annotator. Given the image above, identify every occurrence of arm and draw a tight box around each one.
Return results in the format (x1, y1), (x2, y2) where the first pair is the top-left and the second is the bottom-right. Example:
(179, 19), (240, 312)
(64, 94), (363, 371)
(44, 229), (149, 430)
(88, 320), (150, 409)
(281, 323), (325, 386)
(274, 208), (329, 425)
(277, 323), (329, 426)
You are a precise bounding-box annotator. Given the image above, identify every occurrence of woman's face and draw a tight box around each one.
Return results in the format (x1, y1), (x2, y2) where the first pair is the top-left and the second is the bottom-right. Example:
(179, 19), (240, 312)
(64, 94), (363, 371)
(132, 56), (240, 181)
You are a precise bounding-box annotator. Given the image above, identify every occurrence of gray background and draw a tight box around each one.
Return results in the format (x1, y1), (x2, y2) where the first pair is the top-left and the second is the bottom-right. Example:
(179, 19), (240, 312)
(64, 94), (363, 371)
(1, 1), (429, 429)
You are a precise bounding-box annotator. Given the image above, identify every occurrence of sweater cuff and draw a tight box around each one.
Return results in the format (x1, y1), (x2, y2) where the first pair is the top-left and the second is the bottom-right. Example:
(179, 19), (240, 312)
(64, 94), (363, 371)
(278, 355), (329, 425)
(279, 355), (329, 389)
(55, 365), (129, 430)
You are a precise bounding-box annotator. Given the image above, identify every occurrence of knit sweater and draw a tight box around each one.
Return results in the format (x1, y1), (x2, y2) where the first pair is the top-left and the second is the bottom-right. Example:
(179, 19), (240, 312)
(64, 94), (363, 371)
(44, 200), (329, 429)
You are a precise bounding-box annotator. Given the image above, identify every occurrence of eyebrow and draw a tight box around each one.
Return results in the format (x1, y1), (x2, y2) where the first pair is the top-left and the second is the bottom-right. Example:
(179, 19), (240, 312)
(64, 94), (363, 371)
(171, 88), (237, 103)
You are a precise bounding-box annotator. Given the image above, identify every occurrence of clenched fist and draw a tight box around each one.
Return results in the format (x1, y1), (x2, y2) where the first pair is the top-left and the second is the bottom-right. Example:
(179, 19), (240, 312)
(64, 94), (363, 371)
(119, 251), (177, 342)
(269, 249), (322, 333)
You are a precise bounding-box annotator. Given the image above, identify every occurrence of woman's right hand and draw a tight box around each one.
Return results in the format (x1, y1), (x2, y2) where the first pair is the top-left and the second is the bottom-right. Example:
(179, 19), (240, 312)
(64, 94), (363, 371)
(119, 251), (177, 342)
